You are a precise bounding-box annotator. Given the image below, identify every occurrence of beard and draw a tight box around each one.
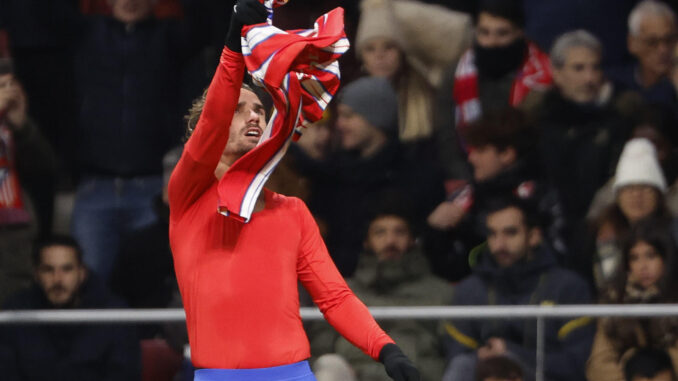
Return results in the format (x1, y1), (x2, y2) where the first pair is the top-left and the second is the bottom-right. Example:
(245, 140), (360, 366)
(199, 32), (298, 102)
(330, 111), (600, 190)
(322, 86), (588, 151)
(46, 285), (77, 307)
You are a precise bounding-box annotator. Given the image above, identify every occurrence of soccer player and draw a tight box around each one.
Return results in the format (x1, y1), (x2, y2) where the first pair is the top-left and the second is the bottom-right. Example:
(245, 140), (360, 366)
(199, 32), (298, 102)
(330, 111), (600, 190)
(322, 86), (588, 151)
(167, 1), (420, 380)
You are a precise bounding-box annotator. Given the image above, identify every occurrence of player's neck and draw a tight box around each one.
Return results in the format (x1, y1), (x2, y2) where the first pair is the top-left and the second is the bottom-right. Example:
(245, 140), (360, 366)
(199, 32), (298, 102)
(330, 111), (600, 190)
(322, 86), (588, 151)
(215, 158), (266, 213)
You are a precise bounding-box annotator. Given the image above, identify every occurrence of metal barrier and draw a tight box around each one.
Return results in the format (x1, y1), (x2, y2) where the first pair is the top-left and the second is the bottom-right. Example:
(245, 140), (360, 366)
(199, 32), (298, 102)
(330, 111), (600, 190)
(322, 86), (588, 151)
(2, 304), (677, 381)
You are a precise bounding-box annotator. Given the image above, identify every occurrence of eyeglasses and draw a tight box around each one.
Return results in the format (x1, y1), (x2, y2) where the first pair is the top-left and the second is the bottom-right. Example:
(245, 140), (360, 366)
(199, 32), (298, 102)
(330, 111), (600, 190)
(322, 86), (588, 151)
(639, 34), (678, 49)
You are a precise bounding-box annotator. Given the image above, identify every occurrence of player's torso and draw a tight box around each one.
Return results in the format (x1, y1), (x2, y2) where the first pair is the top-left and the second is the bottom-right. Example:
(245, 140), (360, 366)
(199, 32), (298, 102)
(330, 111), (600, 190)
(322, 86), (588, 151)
(169, 186), (311, 368)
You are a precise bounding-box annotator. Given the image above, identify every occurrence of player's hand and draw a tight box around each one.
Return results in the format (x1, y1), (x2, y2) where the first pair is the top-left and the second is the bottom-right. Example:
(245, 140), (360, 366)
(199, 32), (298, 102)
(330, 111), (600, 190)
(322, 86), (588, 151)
(225, 0), (269, 52)
(379, 344), (421, 381)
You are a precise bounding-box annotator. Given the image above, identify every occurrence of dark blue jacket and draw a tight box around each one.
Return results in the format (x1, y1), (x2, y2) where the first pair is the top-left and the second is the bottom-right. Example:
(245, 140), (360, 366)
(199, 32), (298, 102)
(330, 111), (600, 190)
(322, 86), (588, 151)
(0, 276), (141, 381)
(442, 244), (594, 381)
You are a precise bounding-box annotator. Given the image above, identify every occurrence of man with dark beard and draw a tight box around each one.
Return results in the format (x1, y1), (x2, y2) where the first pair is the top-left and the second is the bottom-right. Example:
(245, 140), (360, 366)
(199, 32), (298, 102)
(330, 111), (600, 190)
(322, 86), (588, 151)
(0, 235), (141, 380)
(434, 0), (552, 184)
(309, 202), (452, 381)
(440, 197), (593, 381)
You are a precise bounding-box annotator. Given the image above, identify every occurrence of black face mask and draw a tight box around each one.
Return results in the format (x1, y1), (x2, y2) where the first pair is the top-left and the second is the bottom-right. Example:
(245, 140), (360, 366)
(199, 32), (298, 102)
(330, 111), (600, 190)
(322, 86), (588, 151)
(474, 38), (527, 79)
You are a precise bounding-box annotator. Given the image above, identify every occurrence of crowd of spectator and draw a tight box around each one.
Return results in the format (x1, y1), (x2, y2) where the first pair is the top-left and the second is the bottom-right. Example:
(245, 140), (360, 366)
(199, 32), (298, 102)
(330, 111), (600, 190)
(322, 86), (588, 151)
(0, 0), (678, 380)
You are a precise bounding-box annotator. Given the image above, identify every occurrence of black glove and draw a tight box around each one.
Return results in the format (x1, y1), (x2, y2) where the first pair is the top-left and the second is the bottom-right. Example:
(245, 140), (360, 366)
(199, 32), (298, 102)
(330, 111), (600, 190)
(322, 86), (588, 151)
(225, 0), (269, 52)
(379, 343), (421, 381)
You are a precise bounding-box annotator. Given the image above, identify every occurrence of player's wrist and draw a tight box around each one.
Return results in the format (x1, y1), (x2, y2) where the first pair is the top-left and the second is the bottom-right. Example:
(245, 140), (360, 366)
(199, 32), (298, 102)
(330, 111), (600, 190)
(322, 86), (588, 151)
(225, 18), (244, 52)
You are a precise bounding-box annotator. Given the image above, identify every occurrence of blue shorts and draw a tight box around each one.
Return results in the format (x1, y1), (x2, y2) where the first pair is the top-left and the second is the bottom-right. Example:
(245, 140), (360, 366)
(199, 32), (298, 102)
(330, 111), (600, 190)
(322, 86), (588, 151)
(194, 360), (317, 381)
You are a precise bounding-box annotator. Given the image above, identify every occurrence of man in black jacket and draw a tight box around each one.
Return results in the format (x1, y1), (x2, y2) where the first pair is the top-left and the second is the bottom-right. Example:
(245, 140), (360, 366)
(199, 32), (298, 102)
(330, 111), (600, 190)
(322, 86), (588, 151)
(535, 30), (636, 228)
(0, 235), (141, 381)
(441, 197), (593, 381)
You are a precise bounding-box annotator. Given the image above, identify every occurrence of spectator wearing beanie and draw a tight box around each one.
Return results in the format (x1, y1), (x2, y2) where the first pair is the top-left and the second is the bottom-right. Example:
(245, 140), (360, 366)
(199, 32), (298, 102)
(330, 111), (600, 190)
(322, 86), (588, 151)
(587, 106), (678, 222)
(291, 76), (445, 276)
(580, 138), (676, 292)
(355, 0), (472, 151)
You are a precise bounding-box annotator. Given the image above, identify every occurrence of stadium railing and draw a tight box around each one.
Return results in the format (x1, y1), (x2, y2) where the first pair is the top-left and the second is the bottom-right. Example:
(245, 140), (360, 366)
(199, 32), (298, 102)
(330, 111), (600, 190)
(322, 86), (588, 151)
(2, 304), (678, 381)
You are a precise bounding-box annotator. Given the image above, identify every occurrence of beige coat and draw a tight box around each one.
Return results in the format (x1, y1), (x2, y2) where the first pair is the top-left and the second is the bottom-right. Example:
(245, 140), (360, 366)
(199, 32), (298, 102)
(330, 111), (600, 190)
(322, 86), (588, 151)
(586, 320), (678, 381)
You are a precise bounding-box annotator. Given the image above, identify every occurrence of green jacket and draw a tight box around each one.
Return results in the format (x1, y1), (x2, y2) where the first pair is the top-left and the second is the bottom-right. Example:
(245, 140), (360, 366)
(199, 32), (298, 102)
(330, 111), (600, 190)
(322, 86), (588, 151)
(308, 248), (452, 381)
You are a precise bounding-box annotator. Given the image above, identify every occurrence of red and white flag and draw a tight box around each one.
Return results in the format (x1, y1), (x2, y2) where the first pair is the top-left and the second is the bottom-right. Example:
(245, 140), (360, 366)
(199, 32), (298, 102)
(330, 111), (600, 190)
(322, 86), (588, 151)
(217, 2), (348, 222)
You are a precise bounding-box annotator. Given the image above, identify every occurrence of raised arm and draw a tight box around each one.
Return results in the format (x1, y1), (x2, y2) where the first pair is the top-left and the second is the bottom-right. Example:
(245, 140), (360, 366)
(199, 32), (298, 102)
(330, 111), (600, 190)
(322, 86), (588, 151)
(168, 0), (267, 216)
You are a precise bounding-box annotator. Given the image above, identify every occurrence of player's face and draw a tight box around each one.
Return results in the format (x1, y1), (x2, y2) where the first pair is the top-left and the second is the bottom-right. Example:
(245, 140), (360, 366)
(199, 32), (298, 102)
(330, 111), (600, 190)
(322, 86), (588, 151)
(35, 245), (86, 307)
(223, 89), (267, 161)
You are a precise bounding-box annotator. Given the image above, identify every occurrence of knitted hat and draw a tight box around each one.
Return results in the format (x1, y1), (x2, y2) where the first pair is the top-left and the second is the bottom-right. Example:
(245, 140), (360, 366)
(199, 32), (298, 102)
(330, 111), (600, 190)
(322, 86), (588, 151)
(339, 76), (398, 134)
(613, 138), (667, 193)
(355, 0), (405, 54)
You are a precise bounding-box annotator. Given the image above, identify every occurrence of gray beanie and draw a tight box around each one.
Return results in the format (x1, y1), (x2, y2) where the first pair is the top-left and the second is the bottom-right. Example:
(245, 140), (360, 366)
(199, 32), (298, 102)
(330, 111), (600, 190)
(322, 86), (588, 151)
(339, 76), (398, 134)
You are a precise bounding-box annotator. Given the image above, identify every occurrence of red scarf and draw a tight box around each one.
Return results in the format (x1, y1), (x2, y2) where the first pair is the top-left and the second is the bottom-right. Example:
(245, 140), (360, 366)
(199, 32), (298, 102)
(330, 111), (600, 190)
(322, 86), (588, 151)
(453, 41), (552, 128)
(0, 123), (30, 226)
(216, 4), (348, 222)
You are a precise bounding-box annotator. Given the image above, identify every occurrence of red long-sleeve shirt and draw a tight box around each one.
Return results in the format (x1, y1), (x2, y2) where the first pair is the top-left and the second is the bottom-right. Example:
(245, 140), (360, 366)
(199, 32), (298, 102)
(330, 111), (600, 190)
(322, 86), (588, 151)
(168, 47), (393, 369)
